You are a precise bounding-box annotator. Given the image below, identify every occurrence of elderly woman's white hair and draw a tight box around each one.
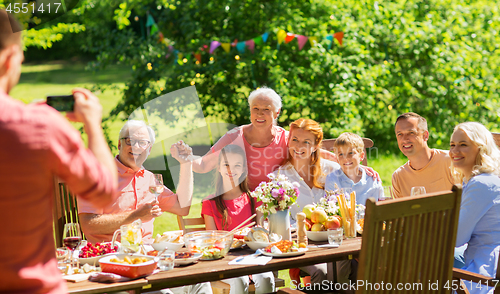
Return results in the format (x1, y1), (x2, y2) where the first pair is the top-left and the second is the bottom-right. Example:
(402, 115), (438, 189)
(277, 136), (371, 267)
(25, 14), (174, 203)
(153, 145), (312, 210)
(248, 87), (282, 112)
(451, 122), (500, 182)
(119, 120), (156, 145)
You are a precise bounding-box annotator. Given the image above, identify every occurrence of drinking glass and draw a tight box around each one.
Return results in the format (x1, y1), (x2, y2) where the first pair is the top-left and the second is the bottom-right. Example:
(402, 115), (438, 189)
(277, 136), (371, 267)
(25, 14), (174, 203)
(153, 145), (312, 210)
(328, 228), (343, 246)
(158, 250), (175, 271)
(62, 223), (82, 267)
(149, 174), (164, 200)
(411, 186), (426, 196)
(379, 186), (393, 201)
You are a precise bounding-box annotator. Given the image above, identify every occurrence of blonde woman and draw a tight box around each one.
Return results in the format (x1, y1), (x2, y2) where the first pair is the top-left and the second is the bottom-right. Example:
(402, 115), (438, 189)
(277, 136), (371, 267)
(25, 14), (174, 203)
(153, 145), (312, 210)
(450, 122), (500, 294)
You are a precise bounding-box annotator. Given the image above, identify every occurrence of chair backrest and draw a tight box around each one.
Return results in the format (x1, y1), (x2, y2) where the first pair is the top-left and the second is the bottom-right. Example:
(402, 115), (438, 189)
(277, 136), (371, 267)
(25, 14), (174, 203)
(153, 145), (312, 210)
(177, 215), (206, 234)
(356, 185), (462, 294)
(52, 177), (84, 248)
(322, 137), (374, 166)
(492, 133), (500, 148)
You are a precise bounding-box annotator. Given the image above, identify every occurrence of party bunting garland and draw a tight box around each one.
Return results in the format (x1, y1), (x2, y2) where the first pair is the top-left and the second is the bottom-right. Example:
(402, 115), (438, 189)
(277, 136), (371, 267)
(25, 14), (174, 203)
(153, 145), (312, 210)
(145, 15), (344, 65)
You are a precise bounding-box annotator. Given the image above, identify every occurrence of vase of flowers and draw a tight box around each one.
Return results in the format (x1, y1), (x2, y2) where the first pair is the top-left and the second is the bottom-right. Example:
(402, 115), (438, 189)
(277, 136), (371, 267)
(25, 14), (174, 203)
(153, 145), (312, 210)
(251, 173), (299, 241)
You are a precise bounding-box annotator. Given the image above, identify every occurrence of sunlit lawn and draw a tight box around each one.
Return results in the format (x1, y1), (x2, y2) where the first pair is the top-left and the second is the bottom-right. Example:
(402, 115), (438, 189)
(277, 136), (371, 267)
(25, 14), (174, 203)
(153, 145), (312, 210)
(12, 61), (408, 289)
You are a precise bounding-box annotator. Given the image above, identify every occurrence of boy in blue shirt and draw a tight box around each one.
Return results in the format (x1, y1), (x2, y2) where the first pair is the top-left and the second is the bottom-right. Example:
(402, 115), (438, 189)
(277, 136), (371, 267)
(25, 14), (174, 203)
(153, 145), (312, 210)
(325, 132), (383, 206)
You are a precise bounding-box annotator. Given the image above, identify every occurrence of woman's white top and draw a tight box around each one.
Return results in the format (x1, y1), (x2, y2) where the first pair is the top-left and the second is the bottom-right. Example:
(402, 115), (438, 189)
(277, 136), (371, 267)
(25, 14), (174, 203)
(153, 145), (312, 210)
(273, 159), (340, 221)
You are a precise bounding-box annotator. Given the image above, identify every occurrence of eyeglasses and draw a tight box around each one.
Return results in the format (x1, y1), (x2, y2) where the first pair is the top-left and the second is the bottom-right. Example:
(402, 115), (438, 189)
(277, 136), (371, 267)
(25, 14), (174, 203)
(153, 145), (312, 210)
(121, 137), (151, 148)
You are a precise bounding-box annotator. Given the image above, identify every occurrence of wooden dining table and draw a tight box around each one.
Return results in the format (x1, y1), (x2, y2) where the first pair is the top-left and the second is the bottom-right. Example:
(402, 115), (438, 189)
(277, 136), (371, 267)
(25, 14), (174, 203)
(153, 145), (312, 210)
(66, 237), (362, 294)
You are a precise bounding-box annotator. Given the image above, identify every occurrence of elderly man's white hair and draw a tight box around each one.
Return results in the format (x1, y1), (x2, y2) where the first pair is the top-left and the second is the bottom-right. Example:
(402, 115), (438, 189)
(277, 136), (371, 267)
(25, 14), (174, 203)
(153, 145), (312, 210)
(119, 120), (156, 145)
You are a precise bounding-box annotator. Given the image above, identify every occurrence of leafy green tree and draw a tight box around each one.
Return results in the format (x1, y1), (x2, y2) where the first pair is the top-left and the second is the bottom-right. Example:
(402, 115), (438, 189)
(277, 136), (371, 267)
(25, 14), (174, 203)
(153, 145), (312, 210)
(83, 0), (500, 153)
(0, 0), (85, 49)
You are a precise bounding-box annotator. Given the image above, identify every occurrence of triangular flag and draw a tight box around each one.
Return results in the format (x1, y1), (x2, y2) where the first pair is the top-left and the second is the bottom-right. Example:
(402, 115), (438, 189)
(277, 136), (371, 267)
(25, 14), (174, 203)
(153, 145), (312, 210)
(231, 39), (238, 47)
(209, 41), (221, 54)
(296, 35), (308, 50)
(277, 30), (287, 45)
(325, 35), (334, 49)
(308, 36), (318, 47)
(178, 52), (183, 60)
(284, 33), (296, 44)
(262, 32), (269, 42)
(245, 39), (255, 53)
(146, 15), (156, 27)
(150, 24), (159, 35)
(194, 53), (201, 63)
(158, 32), (164, 42)
(334, 32), (344, 46)
(236, 41), (246, 53)
(221, 43), (231, 53)
(253, 36), (263, 45)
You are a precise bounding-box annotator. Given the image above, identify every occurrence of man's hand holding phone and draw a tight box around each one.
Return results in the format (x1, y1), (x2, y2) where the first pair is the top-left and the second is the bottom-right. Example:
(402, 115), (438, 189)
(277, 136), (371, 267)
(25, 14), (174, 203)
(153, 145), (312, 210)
(65, 88), (103, 128)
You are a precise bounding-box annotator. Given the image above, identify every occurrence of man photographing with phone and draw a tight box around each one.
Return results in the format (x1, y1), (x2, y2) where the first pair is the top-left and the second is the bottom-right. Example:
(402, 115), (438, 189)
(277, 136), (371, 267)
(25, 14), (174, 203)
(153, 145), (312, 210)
(0, 10), (118, 293)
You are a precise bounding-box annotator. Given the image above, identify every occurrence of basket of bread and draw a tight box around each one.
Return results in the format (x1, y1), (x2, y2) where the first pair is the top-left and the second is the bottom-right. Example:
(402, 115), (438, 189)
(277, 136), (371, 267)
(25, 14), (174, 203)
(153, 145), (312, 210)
(152, 230), (184, 252)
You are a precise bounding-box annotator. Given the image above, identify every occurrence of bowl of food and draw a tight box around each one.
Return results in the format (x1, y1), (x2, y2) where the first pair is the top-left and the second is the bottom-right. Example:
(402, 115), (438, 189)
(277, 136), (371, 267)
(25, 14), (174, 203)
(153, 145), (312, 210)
(184, 231), (233, 260)
(306, 230), (329, 242)
(78, 242), (119, 266)
(99, 254), (157, 279)
(152, 231), (185, 252)
(244, 227), (282, 251)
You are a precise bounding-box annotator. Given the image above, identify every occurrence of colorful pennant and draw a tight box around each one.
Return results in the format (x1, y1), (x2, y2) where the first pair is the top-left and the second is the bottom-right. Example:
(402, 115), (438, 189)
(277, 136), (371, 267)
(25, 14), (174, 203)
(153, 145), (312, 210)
(284, 33), (296, 44)
(221, 43), (231, 53)
(334, 32), (344, 46)
(296, 35), (308, 50)
(236, 41), (246, 53)
(277, 30), (287, 45)
(209, 41), (221, 54)
(245, 39), (255, 53)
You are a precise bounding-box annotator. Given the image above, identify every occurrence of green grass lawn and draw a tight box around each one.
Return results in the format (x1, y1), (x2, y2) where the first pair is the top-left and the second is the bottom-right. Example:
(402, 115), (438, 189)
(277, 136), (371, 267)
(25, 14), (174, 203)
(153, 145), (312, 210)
(13, 61), (409, 289)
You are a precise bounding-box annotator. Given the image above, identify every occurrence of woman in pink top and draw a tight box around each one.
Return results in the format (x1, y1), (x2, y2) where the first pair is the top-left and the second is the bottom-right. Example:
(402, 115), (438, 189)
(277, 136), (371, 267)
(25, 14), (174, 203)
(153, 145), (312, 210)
(201, 144), (274, 294)
(175, 87), (336, 190)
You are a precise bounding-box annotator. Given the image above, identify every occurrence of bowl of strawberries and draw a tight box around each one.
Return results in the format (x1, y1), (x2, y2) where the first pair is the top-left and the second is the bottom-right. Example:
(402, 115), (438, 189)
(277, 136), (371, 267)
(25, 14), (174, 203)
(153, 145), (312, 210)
(78, 241), (119, 266)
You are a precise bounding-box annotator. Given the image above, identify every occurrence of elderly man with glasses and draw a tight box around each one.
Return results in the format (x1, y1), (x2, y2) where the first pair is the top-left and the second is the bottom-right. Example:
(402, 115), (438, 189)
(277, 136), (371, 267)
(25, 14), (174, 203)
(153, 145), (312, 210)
(78, 120), (212, 294)
(78, 120), (194, 244)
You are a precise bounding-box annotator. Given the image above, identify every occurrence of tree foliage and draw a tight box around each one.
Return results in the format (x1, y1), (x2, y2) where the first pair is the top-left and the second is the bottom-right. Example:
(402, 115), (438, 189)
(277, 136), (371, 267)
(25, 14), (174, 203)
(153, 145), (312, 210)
(0, 0), (85, 49)
(82, 0), (500, 152)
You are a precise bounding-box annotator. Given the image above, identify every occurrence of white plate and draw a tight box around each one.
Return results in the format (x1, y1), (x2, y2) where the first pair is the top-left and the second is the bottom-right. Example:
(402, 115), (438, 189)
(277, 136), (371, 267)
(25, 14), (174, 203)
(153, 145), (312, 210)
(261, 248), (307, 258)
(175, 253), (202, 265)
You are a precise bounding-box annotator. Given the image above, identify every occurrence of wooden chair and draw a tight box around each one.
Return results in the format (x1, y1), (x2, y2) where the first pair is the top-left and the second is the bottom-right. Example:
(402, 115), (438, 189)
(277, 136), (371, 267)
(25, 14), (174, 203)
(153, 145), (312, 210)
(52, 177), (84, 248)
(177, 215), (206, 234)
(322, 137), (374, 166)
(356, 185), (462, 294)
(453, 259), (500, 294)
(177, 215), (285, 293)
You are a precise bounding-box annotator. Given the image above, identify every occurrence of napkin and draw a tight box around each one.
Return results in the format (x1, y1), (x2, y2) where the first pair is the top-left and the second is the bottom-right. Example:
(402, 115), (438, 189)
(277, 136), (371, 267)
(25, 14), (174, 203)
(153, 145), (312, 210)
(63, 273), (91, 283)
(88, 269), (160, 283)
(228, 255), (272, 265)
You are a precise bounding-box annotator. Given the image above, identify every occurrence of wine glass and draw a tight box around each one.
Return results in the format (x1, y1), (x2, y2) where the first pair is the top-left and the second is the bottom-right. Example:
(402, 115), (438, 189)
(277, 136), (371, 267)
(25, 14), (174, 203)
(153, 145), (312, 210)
(62, 223), (82, 267)
(379, 186), (393, 201)
(411, 186), (426, 196)
(149, 174), (164, 200)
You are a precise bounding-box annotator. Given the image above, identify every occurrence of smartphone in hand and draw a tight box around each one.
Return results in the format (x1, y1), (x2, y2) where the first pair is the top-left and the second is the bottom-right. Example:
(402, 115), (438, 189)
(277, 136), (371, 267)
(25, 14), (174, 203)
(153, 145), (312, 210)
(46, 95), (75, 112)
